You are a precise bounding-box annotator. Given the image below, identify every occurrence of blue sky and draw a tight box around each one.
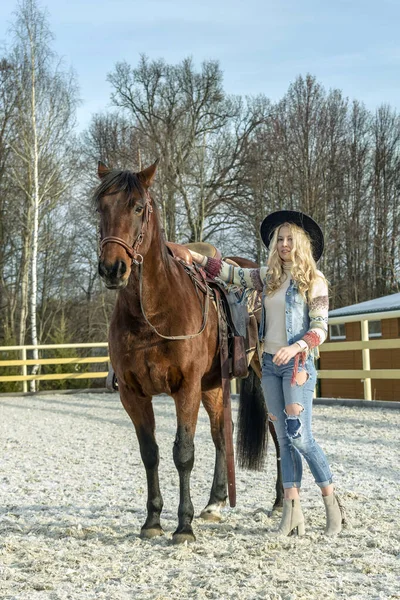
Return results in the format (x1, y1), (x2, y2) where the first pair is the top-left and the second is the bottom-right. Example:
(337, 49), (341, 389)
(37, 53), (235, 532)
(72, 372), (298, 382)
(1, 0), (399, 130)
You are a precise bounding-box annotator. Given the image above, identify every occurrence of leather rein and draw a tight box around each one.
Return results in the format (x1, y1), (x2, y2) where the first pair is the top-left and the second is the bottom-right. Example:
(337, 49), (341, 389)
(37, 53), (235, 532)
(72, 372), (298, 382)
(100, 192), (210, 340)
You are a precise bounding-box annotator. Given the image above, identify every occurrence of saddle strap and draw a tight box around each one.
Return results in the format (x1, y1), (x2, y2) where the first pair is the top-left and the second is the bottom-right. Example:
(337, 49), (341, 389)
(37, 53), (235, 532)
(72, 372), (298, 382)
(215, 288), (236, 508)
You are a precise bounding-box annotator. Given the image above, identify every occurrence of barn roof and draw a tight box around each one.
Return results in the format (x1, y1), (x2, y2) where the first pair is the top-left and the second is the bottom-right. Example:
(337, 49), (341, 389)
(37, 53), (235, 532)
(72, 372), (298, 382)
(329, 292), (400, 318)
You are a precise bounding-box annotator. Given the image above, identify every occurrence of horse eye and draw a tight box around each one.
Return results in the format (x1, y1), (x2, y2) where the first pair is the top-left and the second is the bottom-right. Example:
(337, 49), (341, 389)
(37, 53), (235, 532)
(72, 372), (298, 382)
(134, 205), (144, 215)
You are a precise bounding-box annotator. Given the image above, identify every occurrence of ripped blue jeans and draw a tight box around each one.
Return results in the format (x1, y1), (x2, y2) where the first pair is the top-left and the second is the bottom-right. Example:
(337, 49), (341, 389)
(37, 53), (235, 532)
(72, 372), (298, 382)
(261, 352), (333, 489)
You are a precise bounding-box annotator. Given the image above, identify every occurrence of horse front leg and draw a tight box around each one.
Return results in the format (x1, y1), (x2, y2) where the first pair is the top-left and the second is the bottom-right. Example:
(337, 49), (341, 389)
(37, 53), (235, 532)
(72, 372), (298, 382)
(119, 384), (164, 538)
(171, 386), (201, 544)
(200, 387), (227, 521)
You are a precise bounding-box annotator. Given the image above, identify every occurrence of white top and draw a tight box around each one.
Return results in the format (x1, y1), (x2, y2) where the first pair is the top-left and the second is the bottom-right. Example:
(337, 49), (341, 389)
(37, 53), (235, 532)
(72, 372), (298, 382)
(263, 264), (292, 354)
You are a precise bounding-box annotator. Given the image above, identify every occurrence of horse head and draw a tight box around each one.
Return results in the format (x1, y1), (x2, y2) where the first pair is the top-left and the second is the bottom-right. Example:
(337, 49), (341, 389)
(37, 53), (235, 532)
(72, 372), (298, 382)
(95, 160), (158, 289)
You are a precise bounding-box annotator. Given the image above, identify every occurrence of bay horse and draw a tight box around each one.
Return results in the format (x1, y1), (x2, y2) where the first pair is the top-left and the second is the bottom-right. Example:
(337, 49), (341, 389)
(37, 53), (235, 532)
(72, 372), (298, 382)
(94, 160), (282, 544)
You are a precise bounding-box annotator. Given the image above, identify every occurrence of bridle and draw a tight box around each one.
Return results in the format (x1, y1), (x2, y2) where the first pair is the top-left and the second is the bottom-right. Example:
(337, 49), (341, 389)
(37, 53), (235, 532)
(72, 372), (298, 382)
(100, 190), (153, 265)
(99, 189), (209, 340)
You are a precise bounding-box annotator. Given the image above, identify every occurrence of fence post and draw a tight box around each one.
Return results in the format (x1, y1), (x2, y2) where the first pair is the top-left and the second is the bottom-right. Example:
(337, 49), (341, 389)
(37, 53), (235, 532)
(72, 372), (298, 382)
(361, 320), (372, 400)
(21, 347), (28, 394)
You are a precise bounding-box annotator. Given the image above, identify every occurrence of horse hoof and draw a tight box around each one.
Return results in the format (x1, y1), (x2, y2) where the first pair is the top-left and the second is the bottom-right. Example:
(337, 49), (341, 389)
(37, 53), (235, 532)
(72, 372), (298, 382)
(199, 508), (222, 522)
(140, 526), (164, 539)
(172, 531), (196, 544)
(200, 501), (225, 522)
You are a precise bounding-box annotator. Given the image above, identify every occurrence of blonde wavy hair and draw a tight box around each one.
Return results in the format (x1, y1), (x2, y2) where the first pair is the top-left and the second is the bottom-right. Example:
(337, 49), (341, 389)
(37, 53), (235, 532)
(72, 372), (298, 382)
(266, 222), (325, 298)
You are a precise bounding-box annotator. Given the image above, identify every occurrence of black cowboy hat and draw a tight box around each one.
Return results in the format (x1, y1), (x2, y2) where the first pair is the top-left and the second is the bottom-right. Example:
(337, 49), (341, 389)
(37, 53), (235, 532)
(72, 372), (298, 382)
(260, 210), (324, 262)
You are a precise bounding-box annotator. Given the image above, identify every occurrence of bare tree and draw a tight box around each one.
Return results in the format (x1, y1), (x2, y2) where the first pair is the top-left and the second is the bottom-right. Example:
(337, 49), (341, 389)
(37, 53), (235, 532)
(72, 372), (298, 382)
(7, 0), (78, 387)
(370, 106), (400, 296)
(0, 59), (19, 342)
(108, 55), (238, 241)
(81, 111), (144, 171)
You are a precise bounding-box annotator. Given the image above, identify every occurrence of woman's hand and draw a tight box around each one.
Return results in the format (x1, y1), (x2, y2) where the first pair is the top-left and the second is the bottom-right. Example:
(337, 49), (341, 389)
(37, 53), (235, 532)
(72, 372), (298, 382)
(273, 344), (301, 366)
(188, 249), (206, 266)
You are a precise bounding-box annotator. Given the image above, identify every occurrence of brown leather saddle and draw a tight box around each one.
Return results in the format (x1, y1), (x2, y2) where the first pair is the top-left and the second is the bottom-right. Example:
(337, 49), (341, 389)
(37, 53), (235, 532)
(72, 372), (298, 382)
(167, 241), (252, 379)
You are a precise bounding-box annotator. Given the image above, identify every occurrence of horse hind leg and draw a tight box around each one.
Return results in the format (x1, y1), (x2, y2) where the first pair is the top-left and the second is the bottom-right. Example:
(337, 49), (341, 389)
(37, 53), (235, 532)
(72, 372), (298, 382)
(199, 387), (227, 522)
(119, 385), (164, 539)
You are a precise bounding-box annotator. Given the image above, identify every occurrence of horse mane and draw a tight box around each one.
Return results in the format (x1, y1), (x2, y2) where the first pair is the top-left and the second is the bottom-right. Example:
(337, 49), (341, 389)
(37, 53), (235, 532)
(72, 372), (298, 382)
(93, 169), (170, 268)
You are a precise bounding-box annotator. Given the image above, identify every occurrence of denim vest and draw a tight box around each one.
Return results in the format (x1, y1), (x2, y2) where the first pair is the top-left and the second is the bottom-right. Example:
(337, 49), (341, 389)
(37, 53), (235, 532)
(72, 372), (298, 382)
(259, 279), (317, 357)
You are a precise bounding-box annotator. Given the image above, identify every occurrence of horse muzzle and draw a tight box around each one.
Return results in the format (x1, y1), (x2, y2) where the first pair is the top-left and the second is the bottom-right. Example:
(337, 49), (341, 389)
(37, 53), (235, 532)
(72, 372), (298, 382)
(98, 259), (130, 289)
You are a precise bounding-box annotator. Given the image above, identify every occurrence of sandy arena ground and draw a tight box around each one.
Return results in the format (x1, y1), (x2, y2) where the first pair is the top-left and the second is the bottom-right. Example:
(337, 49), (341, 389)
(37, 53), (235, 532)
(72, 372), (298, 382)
(0, 392), (399, 600)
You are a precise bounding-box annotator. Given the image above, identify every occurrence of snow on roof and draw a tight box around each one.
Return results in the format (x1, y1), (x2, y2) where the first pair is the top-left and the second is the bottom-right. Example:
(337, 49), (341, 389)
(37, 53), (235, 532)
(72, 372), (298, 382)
(329, 292), (400, 317)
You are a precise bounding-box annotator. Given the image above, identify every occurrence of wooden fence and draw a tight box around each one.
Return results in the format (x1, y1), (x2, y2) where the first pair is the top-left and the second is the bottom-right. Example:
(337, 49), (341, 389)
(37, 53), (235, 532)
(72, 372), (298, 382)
(1, 309), (399, 398)
(318, 309), (400, 401)
(0, 343), (109, 393)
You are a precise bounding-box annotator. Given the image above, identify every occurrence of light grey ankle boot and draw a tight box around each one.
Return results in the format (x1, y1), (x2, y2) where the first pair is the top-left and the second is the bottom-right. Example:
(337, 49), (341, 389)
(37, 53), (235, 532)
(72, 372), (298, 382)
(274, 498), (305, 536)
(323, 493), (343, 535)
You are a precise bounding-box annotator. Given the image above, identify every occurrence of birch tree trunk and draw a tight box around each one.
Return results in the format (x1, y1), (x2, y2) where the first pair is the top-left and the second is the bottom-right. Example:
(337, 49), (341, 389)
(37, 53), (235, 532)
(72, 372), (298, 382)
(29, 18), (40, 390)
(18, 223), (32, 346)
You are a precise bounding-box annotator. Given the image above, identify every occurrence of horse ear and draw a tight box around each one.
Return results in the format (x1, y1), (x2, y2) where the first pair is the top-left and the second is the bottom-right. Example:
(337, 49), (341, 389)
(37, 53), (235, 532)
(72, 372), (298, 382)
(137, 159), (159, 188)
(98, 161), (110, 179)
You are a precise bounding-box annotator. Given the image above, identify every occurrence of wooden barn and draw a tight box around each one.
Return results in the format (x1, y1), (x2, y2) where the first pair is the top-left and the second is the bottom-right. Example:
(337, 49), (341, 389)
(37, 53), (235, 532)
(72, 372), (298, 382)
(318, 293), (400, 402)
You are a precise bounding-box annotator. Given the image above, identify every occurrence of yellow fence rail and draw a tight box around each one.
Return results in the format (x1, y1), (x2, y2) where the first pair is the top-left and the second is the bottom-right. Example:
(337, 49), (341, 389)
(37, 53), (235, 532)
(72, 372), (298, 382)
(0, 343), (109, 393)
(1, 308), (399, 398)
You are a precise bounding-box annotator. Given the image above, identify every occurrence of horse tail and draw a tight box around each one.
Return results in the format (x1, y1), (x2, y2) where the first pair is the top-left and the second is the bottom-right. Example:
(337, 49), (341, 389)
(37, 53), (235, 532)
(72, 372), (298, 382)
(236, 363), (268, 471)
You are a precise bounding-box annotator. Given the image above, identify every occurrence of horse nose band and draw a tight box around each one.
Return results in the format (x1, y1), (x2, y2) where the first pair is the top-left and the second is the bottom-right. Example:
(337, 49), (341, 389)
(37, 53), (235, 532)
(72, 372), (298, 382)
(100, 236), (136, 260)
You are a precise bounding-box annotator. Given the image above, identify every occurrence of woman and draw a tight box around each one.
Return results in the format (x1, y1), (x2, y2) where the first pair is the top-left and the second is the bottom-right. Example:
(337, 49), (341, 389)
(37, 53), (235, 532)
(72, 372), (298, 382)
(189, 210), (344, 536)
